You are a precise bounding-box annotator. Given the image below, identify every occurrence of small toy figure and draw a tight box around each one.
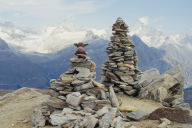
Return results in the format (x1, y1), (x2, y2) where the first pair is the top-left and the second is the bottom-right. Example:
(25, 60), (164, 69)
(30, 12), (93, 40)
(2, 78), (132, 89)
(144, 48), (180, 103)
(74, 42), (88, 59)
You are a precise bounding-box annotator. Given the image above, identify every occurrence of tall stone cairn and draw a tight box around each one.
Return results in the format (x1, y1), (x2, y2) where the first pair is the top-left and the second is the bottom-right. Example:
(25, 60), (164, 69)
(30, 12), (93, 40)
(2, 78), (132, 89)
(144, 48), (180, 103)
(101, 17), (142, 97)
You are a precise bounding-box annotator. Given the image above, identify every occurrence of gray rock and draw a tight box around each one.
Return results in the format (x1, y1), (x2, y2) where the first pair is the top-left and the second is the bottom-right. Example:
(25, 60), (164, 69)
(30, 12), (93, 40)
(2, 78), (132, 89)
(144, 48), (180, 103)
(172, 103), (190, 109)
(120, 75), (134, 83)
(84, 116), (99, 128)
(101, 90), (107, 100)
(139, 68), (160, 87)
(133, 84), (141, 90)
(162, 101), (172, 107)
(76, 68), (91, 78)
(111, 116), (123, 128)
(31, 108), (46, 127)
(117, 111), (124, 118)
(57, 96), (66, 100)
(138, 74), (178, 100)
(49, 90), (59, 97)
(67, 104), (81, 111)
(127, 110), (149, 121)
(171, 98), (183, 105)
(109, 86), (119, 108)
(130, 125), (137, 128)
(122, 118), (130, 122)
(84, 107), (94, 114)
(84, 96), (97, 101)
(50, 109), (91, 126)
(74, 82), (94, 91)
(71, 80), (85, 85)
(81, 101), (96, 109)
(99, 112), (113, 128)
(124, 89), (138, 96)
(66, 92), (84, 107)
(41, 97), (68, 109)
(95, 100), (111, 104)
(70, 61), (92, 69)
(120, 85), (132, 91)
(106, 71), (119, 81)
(160, 118), (172, 125)
(96, 106), (109, 117)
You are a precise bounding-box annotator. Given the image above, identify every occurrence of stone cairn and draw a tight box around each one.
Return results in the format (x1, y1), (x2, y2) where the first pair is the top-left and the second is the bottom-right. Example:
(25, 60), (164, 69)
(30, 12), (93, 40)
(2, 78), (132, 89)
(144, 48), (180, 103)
(101, 17), (142, 97)
(31, 49), (132, 128)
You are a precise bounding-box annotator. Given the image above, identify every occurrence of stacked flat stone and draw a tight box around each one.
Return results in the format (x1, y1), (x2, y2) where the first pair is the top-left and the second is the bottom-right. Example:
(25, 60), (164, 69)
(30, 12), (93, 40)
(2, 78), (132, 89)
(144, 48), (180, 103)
(33, 57), (131, 127)
(101, 17), (142, 97)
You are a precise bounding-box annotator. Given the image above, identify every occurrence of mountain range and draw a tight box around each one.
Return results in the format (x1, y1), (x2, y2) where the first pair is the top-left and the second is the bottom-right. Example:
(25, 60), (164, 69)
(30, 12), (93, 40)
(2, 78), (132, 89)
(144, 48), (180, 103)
(0, 19), (192, 89)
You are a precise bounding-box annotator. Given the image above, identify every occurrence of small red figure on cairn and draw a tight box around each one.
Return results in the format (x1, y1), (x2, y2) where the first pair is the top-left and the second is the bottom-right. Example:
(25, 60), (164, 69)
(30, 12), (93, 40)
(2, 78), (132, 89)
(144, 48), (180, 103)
(74, 42), (88, 59)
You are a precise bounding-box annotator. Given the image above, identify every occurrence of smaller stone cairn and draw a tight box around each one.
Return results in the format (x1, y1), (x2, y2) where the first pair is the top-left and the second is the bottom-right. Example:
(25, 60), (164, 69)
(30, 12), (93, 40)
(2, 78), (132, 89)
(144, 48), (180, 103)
(101, 17), (142, 97)
(31, 45), (132, 128)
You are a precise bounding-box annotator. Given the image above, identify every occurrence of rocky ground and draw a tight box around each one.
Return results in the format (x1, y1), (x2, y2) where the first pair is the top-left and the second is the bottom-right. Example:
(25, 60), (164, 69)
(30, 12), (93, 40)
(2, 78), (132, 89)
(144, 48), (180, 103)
(0, 88), (192, 128)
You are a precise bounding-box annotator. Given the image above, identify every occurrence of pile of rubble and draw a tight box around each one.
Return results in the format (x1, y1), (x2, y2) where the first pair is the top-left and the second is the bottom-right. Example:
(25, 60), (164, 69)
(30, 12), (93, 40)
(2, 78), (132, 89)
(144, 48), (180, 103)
(138, 65), (190, 109)
(100, 17), (142, 97)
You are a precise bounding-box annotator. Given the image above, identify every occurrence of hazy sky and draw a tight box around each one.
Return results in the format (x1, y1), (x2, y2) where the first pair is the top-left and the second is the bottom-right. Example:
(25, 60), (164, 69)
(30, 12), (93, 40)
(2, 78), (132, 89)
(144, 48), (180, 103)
(0, 0), (191, 36)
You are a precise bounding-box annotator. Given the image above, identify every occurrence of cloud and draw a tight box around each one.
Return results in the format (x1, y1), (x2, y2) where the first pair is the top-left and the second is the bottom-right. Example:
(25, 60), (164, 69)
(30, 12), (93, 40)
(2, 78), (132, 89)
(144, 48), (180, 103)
(154, 17), (164, 22)
(139, 17), (149, 25)
(157, 25), (163, 31)
(13, 13), (22, 18)
(0, 0), (113, 18)
(65, 15), (76, 21)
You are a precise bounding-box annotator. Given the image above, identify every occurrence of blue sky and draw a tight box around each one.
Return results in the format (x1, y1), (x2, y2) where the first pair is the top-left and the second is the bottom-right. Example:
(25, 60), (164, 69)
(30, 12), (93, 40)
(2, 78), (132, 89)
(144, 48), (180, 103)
(0, 0), (191, 35)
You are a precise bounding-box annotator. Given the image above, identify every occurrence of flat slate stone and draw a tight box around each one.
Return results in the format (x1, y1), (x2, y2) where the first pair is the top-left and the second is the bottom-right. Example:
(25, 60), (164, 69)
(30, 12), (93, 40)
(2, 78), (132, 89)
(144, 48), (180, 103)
(109, 86), (119, 108)
(76, 68), (91, 78)
(70, 61), (91, 69)
(127, 109), (149, 121)
(66, 93), (84, 107)
(74, 82), (94, 91)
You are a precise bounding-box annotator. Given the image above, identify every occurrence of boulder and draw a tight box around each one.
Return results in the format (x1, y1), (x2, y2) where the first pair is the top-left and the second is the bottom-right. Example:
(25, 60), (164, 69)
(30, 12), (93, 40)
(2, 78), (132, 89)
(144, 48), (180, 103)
(109, 86), (119, 108)
(150, 107), (192, 124)
(138, 74), (178, 100)
(127, 110), (149, 121)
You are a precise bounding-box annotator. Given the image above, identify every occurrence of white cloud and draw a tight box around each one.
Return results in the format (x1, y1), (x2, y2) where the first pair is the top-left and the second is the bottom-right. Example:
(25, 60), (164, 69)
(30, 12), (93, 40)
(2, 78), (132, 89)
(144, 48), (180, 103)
(13, 13), (22, 18)
(65, 15), (76, 21)
(0, 0), (113, 18)
(154, 17), (164, 22)
(157, 25), (163, 31)
(139, 17), (149, 25)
